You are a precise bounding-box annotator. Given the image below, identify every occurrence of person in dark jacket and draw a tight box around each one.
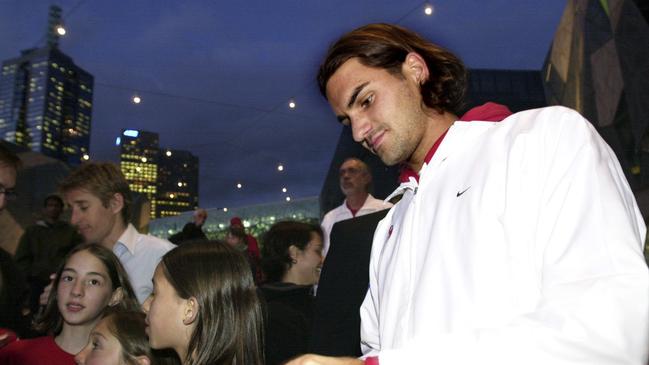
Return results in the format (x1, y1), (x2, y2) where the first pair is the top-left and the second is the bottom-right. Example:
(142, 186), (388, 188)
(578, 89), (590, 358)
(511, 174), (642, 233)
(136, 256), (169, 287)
(259, 221), (324, 365)
(168, 208), (207, 244)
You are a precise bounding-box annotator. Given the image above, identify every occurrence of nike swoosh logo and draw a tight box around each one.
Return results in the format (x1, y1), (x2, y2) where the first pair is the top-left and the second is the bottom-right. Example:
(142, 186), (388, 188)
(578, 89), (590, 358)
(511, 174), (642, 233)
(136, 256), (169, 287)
(456, 186), (471, 197)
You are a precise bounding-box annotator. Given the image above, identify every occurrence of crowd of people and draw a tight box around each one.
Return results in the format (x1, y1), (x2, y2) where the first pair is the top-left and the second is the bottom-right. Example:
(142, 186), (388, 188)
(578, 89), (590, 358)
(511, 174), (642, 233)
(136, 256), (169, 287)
(1, 22), (648, 365)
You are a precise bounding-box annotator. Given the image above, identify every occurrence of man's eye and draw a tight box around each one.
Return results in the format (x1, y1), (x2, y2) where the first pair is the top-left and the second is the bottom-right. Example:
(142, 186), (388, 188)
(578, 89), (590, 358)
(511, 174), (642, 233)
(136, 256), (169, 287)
(361, 94), (373, 108)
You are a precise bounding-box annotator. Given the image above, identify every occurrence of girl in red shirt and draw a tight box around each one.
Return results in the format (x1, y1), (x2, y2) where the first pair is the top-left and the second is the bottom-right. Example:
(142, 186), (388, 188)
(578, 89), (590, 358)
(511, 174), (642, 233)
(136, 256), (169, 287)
(0, 244), (140, 365)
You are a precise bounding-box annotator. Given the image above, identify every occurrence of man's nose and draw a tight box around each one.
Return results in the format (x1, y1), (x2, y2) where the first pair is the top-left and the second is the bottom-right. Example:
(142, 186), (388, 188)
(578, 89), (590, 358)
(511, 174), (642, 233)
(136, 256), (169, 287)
(350, 115), (371, 143)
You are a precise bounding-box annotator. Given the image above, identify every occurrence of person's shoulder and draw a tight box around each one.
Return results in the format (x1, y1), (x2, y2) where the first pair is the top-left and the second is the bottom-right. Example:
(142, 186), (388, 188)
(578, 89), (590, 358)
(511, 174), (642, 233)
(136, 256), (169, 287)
(323, 203), (346, 220)
(0, 336), (54, 360)
(136, 232), (176, 252)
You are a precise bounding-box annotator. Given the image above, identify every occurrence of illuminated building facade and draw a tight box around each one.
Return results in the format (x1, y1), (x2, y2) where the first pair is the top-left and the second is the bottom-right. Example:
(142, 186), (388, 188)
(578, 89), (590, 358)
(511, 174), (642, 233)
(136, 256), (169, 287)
(156, 148), (199, 218)
(118, 129), (199, 218)
(0, 47), (93, 166)
(119, 129), (160, 218)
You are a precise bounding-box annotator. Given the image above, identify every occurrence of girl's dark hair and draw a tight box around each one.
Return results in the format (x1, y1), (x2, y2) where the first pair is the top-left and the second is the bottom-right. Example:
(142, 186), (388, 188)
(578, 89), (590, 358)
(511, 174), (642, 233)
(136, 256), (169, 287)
(261, 221), (323, 283)
(34, 243), (140, 334)
(318, 23), (467, 114)
(102, 308), (180, 365)
(160, 240), (264, 365)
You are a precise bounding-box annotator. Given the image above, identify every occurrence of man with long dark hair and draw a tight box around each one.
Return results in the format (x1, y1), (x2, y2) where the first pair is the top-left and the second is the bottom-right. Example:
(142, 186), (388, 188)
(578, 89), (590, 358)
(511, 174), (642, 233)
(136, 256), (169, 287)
(288, 23), (649, 365)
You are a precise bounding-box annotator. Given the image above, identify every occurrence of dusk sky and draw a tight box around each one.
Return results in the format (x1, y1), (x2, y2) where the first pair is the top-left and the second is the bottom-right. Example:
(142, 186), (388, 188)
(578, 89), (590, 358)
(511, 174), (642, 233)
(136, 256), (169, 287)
(0, 0), (567, 209)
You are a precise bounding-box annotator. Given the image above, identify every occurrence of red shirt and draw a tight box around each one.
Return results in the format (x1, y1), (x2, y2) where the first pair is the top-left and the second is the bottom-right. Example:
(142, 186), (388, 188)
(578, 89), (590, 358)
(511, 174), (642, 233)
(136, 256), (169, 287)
(0, 336), (75, 365)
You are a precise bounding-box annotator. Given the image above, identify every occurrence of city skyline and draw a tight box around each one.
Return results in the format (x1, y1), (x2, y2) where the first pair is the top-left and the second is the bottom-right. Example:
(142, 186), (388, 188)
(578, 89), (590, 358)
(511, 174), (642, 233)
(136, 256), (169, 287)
(0, 0), (568, 209)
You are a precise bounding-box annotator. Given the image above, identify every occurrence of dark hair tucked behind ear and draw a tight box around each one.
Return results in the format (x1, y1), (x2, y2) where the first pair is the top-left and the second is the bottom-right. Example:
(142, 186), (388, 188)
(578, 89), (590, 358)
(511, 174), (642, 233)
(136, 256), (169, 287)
(34, 244), (140, 334)
(318, 23), (467, 114)
(160, 240), (264, 365)
(261, 221), (323, 283)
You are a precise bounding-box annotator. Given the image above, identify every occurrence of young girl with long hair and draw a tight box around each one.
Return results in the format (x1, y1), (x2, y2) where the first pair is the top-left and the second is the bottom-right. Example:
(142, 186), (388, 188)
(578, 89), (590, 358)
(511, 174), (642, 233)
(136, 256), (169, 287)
(0, 244), (140, 364)
(142, 240), (264, 365)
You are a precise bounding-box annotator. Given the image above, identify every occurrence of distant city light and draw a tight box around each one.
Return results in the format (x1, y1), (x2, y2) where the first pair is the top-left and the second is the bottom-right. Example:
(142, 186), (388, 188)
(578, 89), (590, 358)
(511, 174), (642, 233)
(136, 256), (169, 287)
(123, 129), (139, 137)
(277, 164), (284, 172)
(223, 207), (228, 212)
(177, 182), (183, 187)
(82, 154), (90, 161)
(132, 95), (141, 104)
(115, 137), (121, 146)
(165, 150), (172, 157)
(286, 196), (291, 202)
(424, 4), (434, 15)
(141, 157), (147, 163)
(282, 187), (287, 193)
(236, 183), (242, 189)
(169, 193), (175, 198)
(56, 25), (66, 36)
(288, 100), (296, 109)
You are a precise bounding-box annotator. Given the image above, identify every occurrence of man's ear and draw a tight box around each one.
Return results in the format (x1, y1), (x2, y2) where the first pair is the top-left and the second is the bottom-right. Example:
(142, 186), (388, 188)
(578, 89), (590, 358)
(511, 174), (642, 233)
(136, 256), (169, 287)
(403, 52), (429, 85)
(109, 193), (124, 215)
(134, 355), (151, 365)
(108, 287), (124, 307)
(182, 297), (199, 325)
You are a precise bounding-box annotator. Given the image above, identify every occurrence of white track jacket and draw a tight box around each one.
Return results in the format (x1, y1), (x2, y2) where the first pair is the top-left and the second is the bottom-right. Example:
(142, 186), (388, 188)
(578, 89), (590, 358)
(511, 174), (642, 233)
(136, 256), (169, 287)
(360, 106), (649, 364)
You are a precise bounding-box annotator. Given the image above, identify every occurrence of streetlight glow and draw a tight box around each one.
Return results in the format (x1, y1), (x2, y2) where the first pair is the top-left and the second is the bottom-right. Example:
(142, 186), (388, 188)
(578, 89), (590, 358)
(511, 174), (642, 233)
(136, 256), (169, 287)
(82, 154), (90, 161)
(132, 95), (141, 104)
(165, 150), (172, 157)
(237, 183), (242, 189)
(286, 196), (291, 202)
(288, 100), (296, 109)
(282, 187), (287, 193)
(56, 25), (66, 36)
(277, 164), (284, 172)
(223, 207), (228, 212)
(424, 4), (434, 15)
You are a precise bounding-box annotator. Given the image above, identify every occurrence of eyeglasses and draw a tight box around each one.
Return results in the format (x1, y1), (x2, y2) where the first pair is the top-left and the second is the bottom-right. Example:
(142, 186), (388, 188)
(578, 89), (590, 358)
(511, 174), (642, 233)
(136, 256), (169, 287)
(0, 187), (18, 201)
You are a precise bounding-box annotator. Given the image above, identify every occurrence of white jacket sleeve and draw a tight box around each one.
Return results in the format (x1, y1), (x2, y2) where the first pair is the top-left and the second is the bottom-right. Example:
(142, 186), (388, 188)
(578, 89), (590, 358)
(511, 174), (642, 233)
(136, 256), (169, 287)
(372, 109), (649, 365)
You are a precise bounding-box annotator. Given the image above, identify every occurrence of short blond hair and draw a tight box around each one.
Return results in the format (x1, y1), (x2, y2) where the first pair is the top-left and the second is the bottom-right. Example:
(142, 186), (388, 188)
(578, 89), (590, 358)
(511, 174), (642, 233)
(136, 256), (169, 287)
(60, 162), (132, 224)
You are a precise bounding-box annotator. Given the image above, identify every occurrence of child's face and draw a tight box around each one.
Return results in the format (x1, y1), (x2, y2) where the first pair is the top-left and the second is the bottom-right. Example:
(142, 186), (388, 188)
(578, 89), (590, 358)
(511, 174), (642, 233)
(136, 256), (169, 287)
(142, 265), (187, 354)
(74, 317), (127, 365)
(57, 250), (118, 327)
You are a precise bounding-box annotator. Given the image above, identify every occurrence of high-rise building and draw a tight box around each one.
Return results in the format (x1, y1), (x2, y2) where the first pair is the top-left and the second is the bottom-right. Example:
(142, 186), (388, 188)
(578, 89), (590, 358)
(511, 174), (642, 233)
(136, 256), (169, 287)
(0, 6), (93, 166)
(119, 129), (160, 218)
(117, 129), (199, 218)
(156, 148), (199, 218)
